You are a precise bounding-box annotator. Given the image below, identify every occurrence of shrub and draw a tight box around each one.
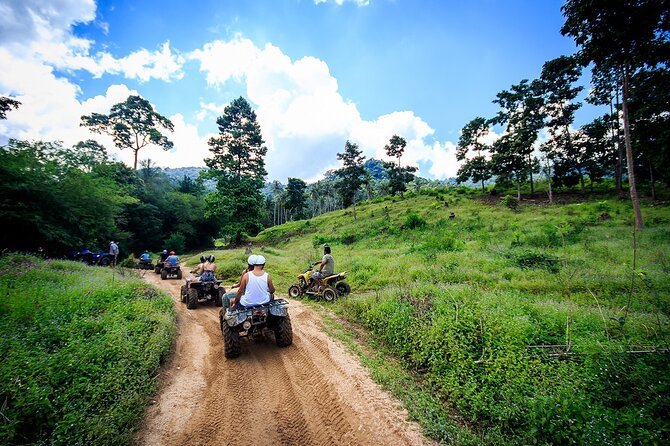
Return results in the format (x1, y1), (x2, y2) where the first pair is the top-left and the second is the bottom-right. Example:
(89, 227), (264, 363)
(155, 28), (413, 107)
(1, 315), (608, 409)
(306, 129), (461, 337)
(501, 195), (519, 210)
(404, 211), (427, 229)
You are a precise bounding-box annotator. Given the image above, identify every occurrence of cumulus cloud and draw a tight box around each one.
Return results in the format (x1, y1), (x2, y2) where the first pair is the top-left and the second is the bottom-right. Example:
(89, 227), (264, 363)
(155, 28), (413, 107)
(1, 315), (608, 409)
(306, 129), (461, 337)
(189, 36), (459, 181)
(1, 0), (460, 181)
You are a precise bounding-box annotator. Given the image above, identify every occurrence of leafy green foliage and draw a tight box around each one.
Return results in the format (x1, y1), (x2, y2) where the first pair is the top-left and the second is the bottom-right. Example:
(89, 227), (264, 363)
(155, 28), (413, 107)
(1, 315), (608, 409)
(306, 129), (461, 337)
(0, 255), (175, 445)
(206, 97), (268, 243)
(80, 95), (174, 170)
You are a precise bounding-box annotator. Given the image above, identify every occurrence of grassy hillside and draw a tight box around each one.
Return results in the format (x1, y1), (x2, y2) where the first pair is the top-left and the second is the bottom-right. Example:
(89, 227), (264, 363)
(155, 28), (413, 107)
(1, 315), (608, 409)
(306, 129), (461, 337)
(0, 256), (175, 446)
(215, 189), (670, 445)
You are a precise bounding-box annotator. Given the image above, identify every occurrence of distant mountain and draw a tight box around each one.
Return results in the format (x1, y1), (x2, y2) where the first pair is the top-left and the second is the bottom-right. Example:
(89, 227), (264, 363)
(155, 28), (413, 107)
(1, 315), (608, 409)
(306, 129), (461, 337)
(160, 166), (207, 182)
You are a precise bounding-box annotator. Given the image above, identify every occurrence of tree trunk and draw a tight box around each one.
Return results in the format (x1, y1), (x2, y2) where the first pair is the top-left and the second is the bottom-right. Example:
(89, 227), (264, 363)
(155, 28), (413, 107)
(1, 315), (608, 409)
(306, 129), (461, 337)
(548, 175), (553, 204)
(133, 150), (139, 170)
(517, 178), (521, 201)
(579, 167), (585, 194)
(353, 197), (357, 222)
(528, 154), (534, 194)
(622, 65), (644, 230)
(615, 92), (624, 194)
(649, 161), (656, 201)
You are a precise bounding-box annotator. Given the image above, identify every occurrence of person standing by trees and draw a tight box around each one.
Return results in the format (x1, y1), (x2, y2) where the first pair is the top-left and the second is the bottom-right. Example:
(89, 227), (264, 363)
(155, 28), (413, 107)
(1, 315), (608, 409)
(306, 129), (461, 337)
(109, 241), (119, 267)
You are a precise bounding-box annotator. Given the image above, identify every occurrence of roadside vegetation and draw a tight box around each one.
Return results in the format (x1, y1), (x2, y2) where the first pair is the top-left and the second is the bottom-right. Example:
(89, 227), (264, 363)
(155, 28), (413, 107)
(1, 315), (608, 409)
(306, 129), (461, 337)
(212, 187), (670, 444)
(0, 255), (175, 445)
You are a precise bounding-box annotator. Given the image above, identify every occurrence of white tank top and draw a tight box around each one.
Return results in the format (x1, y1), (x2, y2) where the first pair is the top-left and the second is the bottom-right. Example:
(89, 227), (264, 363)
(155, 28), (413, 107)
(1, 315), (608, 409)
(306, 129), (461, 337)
(240, 271), (270, 306)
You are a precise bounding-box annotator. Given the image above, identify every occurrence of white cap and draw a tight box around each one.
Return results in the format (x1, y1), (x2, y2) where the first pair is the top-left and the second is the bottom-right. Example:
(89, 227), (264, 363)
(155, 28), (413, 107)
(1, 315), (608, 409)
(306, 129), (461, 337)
(255, 255), (266, 265)
(247, 255), (258, 265)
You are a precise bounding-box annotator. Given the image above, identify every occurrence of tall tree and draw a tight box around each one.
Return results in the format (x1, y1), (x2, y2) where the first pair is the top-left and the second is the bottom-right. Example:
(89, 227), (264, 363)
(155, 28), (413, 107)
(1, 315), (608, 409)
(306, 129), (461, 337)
(0, 96), (21, 120)
(538, 55), (585, 191)
(285, 178), (308, 220)
(561, 0), (669, 228)
(382, 135), (416, 197)
(205, 97), (267, 243)
(490, 79), (545, 197)
(456, 117), (492, 192)
(80, 95), (174, 170)
(336, 141), (366, 222)
(628, 67), (670, 199)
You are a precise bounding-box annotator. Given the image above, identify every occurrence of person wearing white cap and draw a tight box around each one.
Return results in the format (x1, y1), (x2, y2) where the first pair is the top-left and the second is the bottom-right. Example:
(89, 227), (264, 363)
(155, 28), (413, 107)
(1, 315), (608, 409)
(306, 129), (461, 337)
(232, 254), (275, 308)
(223, 255), (257, 308)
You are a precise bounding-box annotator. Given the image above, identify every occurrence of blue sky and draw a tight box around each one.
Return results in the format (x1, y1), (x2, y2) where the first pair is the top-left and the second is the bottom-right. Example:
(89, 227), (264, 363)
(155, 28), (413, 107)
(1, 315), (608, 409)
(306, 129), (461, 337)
(0, 0), (598, 182)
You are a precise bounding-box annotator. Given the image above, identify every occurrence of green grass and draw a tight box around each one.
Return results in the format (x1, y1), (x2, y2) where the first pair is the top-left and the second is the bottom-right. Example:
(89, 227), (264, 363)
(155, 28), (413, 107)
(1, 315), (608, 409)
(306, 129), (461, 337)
(212, 190), (670, 444)
(0, 255), (176, 446)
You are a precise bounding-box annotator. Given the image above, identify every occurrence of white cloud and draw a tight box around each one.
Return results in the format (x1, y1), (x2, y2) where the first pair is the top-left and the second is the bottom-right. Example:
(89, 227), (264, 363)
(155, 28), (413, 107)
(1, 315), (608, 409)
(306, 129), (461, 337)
(190, 36), (459, 181)
(137, 113), (212, 169)
(313, 0), (371, 6)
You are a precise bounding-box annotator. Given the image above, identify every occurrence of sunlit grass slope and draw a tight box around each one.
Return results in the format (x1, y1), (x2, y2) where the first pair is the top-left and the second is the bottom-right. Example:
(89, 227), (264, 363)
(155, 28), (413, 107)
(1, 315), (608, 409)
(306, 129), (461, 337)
(0, 255), (175, 446)
(216, 188), (670, 445)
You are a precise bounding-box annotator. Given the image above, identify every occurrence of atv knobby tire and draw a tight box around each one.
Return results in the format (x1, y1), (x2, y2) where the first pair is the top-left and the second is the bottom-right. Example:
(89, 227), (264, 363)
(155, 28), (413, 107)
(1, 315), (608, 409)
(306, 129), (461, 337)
(154, 266), (161, 274)
(161, 269), (167, 280)
(180, 285), (187, 303)
(187, 288), (198, 309)
(335, 281), (351, 296)
(322, 286), (337, 302)
(176, 269), (182, 280)
(274, 315), (293, 347)
(215, 288), (224, 307)
(99, 257), (110, 267)
(288, 285), (302, 298)
(223, 323), (241, 358)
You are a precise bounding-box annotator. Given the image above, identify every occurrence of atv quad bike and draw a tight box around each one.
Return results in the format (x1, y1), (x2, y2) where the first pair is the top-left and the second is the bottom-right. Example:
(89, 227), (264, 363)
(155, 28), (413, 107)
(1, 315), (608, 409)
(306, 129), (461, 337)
(135, 259), (154, 270)
(180, 279), (225, 309)
(219, 299), (293, 359)
(154, 260), (165, 274)
(287, 264), (351, 302)
(160, 264), (182, 280)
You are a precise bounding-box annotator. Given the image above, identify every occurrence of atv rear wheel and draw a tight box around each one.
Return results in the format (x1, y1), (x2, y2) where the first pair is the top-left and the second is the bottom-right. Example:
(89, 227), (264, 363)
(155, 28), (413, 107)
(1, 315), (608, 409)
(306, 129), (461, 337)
(223, 323), (241, 358)
(154, 266), (160, 274)
(161, 269), (167, 280)
(180, 285), (187, 303)
(274, 315), (293, 347)
(288, 285), (302, 298)
(187, 288), (198, 309)
(99, 257), (110, 267)
(322, 286), (337, 302)
(215, 288), (224, 307)
(176, 269), (182, 280)
(335, 281), (351, 296)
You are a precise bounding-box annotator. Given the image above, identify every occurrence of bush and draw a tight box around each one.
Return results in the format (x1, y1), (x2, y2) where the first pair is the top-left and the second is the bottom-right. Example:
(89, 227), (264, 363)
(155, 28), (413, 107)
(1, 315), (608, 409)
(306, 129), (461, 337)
(0, 255), (175, 445)
(501, 195), (519, 210)
(404, 211), (427, 229)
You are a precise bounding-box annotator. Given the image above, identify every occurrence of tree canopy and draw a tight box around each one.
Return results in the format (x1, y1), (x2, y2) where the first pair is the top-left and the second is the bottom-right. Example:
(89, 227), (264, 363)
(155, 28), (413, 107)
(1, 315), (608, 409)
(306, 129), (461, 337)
(81, 95), (174, 170)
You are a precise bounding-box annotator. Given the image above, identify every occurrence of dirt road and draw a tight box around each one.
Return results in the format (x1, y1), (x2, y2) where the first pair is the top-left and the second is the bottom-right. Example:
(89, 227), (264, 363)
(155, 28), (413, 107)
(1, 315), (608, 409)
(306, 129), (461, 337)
(133, 269), (436, 446)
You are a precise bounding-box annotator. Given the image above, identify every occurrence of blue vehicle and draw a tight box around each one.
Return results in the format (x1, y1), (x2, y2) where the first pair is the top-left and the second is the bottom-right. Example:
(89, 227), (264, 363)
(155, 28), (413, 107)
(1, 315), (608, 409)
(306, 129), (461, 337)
(67, 248), (115, 266)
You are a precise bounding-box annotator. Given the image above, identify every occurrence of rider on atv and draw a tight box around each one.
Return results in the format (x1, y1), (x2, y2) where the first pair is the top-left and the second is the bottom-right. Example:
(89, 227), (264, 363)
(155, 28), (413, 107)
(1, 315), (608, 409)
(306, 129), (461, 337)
(310, 244), (334, 290)
(232, 255), (275, 308)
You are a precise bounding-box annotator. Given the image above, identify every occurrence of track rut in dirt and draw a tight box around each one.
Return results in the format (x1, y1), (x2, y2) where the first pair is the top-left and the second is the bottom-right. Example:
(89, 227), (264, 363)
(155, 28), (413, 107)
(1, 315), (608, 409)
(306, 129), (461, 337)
(133, 268), (436, 446)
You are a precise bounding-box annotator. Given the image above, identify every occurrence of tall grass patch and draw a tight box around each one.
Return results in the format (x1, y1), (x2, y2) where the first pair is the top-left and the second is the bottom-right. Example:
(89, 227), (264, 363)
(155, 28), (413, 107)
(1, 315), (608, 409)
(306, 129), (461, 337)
(0, 255), (176, 446)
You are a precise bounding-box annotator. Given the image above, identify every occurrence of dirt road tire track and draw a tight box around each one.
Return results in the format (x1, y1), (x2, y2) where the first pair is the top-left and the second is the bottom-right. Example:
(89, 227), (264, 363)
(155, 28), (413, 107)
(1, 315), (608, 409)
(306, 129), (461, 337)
(133, 269), (436, 446)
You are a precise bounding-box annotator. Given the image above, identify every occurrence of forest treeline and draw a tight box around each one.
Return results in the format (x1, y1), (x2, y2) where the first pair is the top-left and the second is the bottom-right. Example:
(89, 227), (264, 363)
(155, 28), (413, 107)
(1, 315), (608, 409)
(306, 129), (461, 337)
(1, 0), (668, 254)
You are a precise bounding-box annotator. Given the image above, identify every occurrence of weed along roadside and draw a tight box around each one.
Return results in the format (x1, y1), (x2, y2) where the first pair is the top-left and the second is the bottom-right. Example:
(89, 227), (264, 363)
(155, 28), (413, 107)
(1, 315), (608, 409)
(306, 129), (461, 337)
(0, 255), (176, 446)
